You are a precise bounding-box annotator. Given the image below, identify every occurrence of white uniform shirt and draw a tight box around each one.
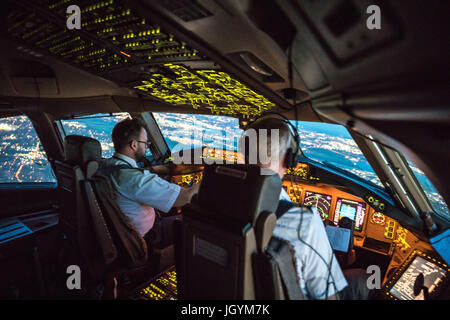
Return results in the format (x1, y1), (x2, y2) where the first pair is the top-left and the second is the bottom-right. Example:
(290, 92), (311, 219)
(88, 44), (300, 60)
(101, 153), (181, 236)
(272, 188), (348, 299)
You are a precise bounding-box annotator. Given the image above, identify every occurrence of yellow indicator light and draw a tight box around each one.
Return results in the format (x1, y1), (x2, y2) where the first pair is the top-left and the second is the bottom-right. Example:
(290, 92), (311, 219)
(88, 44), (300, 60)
(393, 226), (410, 251)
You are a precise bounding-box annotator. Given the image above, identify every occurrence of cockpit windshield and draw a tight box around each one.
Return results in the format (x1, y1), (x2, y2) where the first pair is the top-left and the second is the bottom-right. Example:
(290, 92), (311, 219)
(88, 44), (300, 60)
(405, 158), (449, 219)
(153, 113), (243, 152)
(153, 113), (384, 189)
(289, 120), (384, 189)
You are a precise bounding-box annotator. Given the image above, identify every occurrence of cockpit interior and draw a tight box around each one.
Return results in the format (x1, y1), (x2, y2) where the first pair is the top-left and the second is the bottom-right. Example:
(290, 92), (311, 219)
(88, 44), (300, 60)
(0, 0), (449, 301)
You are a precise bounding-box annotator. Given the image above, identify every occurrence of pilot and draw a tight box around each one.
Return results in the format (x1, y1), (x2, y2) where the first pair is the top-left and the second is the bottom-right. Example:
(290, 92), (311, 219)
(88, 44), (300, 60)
(102, 118), (199, 251)
(242, 117), (369, 300)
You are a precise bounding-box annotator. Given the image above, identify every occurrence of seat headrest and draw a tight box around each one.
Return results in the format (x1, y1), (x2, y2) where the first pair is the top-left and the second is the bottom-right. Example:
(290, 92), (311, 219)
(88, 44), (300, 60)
(64, 135), (102, 167)
(196, 164), (282, 229)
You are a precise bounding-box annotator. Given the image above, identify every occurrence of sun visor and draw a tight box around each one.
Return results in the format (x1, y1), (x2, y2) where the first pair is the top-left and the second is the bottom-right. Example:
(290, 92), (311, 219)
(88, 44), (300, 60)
(10, 76), (59, 96)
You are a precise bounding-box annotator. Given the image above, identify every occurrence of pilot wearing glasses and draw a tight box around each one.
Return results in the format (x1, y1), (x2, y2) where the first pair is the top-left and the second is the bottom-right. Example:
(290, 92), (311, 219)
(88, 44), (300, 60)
(102, 118), (199, 252)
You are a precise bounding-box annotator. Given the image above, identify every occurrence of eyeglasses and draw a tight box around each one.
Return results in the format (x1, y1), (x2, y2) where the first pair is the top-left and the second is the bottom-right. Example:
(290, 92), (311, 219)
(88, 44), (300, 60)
(135, 140), (152, 148)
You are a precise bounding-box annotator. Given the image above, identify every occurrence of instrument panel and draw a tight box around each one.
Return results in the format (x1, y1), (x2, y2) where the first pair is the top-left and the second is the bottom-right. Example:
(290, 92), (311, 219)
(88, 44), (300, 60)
(167, 161), (445, 299)
(284, 172), (448, 298)
(168, 161), (422, 260)
(170, 161), (398, 257)
(282, 180), (371, 234)
(281, 179), (415, 258)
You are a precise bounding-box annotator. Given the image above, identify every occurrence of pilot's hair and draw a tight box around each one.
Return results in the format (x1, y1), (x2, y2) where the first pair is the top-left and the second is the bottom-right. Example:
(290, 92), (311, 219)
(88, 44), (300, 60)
(241, 117), (295, 167)
(112, 118), (145, 152)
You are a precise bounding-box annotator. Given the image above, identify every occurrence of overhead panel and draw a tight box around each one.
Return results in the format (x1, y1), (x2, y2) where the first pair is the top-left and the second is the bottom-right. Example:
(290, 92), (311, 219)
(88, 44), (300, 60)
(7, 0), (202, 71)
(4, 0), (276, 117)
(134, 64), (274, 117)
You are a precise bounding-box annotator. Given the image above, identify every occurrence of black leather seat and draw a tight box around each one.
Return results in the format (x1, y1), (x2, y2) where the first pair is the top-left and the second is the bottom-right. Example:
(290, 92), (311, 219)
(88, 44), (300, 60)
(55, 135), (178, 298)
(174, 164), (297, 299)
(53, 135), (116, 297)
(53, 136), (148, 295)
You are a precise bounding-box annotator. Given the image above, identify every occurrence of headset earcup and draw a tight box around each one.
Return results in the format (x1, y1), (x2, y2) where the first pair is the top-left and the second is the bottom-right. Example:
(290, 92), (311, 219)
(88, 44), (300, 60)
(241, 135), (250, 164)
(284, 147), (293, 168)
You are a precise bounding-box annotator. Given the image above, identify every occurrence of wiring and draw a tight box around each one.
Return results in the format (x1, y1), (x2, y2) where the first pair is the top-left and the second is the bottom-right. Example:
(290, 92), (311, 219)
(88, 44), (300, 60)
(287, 44), (338, 300)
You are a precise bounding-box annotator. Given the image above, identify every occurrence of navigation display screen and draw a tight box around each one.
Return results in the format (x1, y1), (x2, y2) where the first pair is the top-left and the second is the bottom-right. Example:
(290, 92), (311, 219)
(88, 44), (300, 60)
(333, 198), (366, 232)
(303, 191), (332, 219)
(389, 255), (447, 300)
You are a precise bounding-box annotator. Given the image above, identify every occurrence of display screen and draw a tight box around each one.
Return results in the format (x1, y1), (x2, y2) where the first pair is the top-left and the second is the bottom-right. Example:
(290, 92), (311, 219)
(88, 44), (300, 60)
(333, 198), (366, 232)
(389, 255), (447, 300)
(303, 191), (332, 219)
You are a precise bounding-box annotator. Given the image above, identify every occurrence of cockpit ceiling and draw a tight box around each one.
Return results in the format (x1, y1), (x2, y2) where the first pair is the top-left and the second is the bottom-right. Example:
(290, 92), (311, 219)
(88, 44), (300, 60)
(4, 0), (278, 117)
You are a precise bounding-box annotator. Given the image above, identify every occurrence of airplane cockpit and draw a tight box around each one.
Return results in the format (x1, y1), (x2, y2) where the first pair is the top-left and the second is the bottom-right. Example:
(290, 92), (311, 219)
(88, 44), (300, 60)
(0, 0), (449, 303)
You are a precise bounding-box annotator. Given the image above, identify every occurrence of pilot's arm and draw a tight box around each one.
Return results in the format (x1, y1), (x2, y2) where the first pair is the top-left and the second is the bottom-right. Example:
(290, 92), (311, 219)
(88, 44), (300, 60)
(173, 183), (200, 207)
(299, 208), (348, 299)
(125, 169), (197, 212)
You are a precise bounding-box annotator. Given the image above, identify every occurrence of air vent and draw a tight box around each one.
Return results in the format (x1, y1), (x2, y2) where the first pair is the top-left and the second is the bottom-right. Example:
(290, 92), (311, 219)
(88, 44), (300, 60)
(158, 0), (213, 22)
(0, 220), (33, 244)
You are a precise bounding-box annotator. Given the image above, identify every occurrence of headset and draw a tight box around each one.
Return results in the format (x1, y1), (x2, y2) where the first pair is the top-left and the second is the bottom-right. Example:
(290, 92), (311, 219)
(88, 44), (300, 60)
(242, 112), (301, 169)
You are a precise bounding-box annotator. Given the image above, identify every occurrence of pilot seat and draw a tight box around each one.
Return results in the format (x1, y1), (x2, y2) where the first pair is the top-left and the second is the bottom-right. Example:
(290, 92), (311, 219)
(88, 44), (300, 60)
(54, 135), (172, 298)
(174, 164), (305, 299)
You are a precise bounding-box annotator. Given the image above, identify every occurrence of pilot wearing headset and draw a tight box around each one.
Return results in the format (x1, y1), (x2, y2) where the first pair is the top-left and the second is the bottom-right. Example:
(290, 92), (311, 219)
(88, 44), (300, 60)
(102, 118), (199, 252)
(241, 116), (369, 300)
